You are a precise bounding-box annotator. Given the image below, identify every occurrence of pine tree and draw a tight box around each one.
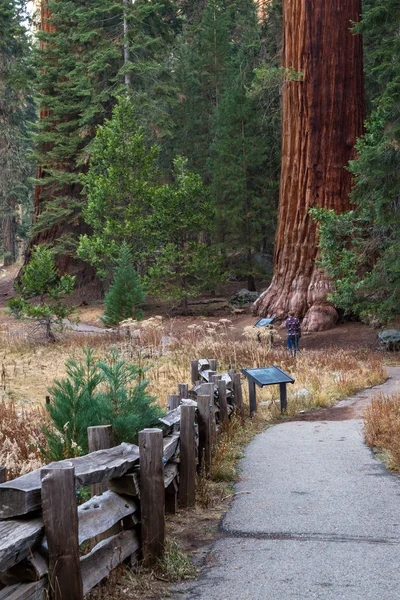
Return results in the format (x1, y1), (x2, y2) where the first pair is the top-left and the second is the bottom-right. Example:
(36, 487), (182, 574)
(9, 246), (76, 340)
(102, 243), (146, 326)
(0, 0), (35, 265)
(210, 0), (281, 289)
(43, 348), (163, 460)
(30, 0), (178, 277)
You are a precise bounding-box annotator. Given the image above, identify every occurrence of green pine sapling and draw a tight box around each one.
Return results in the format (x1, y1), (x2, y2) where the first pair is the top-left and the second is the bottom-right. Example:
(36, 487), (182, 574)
(8, 245), (76, 340)
(102, 243), (146, 326)
(42, 347), (163, 460)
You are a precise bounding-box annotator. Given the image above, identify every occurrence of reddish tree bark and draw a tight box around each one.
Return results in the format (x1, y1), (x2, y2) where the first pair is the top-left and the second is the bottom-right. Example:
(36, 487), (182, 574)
(254, 0), (365, 331)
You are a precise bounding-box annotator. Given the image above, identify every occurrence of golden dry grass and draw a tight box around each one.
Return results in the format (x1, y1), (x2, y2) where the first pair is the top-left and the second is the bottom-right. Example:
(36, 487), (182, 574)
(364, 392), (400, 470)
(0, 315), (386, 476)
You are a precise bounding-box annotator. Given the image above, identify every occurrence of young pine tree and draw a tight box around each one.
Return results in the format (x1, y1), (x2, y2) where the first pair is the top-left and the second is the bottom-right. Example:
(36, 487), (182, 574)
(43, 348), (163, 460)
(102, 244), (146, 327)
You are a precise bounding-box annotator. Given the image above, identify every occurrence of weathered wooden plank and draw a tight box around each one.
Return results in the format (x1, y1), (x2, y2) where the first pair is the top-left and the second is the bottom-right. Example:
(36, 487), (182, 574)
(163, 432), (180, 462)
(78, 491), (138, 545)
(139, 429), (165, 566)
(164, 462), (179, 489)
(0, 551), (48, 585)
(159, 407), (180, 428)
(208, 359), (217, 371)
(41, 466), (83, 600)
(108, 471), (140, 499)
(80, 530), (139, 596)
(0, 443), (139, 518)
(180, 405), (196, 508)
(88, 425), (113, 496)
(0, 519), (43, 574)
(0, 579), (47, 600)
(0, 468), (6, 484)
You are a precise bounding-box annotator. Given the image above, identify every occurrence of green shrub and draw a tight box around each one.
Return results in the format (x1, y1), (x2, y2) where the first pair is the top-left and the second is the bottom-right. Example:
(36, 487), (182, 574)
(102, 243), (146, 326)
(43, 347), (163, 460)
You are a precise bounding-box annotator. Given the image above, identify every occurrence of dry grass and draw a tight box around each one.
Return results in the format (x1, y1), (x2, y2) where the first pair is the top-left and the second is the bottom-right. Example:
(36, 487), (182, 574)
(0, 398), (46, 478)
(364, 393), (400, 470)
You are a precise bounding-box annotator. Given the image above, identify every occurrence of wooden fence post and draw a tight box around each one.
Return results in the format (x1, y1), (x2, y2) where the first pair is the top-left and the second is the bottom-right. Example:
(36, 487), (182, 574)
(217, 380), (228, 425)
(41, 466), (83, 600)
(208, 371), (217, 382)
(168, 394), (180, 410)
(209, 359), (217, 371)
(203, 382), (216, 444)
(0, 466), (6, 483)
(190, 360), (198, 385)
(88, 425), (113, 496)
(178, 383), (189, 400)
(233, 373), (244, 417)
(139, 428), (165, 566)
(180, 405), (196, 508)
(197, 395), (212, 475)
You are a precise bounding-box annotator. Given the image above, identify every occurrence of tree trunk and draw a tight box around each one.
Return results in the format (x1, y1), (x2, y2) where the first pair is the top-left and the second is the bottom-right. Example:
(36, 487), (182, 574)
(2, 213), (16, 266)
(254, 0), (365, 331)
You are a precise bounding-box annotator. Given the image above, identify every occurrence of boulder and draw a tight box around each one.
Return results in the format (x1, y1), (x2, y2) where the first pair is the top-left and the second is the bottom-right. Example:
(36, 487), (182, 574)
(229, 288), (260, 306)
(378, 329), (400, 351)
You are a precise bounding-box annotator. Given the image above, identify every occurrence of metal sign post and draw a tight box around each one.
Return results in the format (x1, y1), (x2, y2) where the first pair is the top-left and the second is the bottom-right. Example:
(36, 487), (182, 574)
(241, 366), (295, 416)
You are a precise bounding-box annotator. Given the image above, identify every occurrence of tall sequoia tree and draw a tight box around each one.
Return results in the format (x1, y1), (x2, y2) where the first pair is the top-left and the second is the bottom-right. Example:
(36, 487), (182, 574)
(253, 0), (365, 331)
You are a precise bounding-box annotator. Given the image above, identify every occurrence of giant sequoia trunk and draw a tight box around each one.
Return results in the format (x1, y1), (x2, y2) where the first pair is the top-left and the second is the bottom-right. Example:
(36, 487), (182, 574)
(253, 0), (365, 331)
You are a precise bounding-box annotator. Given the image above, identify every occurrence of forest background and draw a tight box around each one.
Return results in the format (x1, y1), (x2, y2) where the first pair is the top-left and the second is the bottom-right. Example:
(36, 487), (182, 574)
(0, 0), (399, 322)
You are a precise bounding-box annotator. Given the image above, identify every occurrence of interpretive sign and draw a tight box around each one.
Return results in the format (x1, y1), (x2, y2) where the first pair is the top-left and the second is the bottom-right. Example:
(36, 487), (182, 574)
(241, 366), (295, 416)
(254, 318), (275, 327)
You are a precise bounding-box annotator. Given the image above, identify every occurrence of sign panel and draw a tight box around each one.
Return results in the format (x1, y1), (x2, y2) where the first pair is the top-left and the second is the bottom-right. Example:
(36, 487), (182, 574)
(254, 318), (275, 327)
(241, 366), (294, 387)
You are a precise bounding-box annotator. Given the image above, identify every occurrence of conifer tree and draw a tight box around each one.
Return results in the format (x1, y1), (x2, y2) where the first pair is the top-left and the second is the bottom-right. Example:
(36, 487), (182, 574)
(102, 243), (146, 327)
(30, 0), (178, 276)
(210, 0), (281, 289)
(0, 0), (35, 265)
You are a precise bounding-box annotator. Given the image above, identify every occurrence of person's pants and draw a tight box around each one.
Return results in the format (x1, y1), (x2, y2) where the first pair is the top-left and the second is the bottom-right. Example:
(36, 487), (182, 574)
(287, 334), (299, 356)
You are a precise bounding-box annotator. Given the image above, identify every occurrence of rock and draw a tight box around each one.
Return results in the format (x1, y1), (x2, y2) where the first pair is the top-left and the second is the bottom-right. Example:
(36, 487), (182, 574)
(229, 288), (260, 306)
(378, 330), (400, 351)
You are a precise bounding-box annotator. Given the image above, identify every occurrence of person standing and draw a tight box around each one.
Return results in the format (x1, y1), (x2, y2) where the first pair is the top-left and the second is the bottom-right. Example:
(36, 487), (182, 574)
(286, 311), (301, 357)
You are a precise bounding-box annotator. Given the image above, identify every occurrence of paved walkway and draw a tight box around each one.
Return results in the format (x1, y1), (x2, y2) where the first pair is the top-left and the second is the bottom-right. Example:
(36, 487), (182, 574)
(173, 367), (400, 599)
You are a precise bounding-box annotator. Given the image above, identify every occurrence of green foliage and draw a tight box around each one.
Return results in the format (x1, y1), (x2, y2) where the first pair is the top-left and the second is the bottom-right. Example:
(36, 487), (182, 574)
(102, 243), (146, 326)
(78, 96), (159, 275)
(32, 0), (178, 258)
(8, 246), (76, 339)
(43, 348), (163, 461)
(145, 157), (223, 310)
(0, 0), (35, 264)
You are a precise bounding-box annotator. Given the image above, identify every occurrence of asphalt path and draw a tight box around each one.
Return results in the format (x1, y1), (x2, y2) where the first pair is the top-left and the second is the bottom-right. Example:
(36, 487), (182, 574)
(172, 367), (400, 599)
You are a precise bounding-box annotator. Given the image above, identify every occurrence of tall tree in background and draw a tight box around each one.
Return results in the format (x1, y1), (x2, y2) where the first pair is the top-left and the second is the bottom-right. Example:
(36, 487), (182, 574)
(254, 0), (365, 331)
(0, 0), (34, 265)
(211, 0), (281, 289)
(30, 0), (177, 281)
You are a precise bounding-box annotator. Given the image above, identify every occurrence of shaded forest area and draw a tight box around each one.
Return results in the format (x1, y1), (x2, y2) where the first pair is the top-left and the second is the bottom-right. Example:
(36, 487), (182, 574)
(1, 0), (399, 328)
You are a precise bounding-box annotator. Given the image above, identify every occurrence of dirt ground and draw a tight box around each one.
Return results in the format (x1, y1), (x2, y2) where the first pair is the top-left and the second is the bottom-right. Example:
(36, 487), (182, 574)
(0, 264), (382, 352)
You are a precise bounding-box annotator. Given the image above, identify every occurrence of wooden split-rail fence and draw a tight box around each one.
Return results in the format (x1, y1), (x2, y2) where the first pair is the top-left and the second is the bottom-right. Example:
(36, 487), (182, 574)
(0, 359), (244, 600)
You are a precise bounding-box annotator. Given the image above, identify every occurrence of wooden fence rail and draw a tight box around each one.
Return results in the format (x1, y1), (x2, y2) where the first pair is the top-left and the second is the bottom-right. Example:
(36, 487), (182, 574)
(0, 359), (243, 599)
